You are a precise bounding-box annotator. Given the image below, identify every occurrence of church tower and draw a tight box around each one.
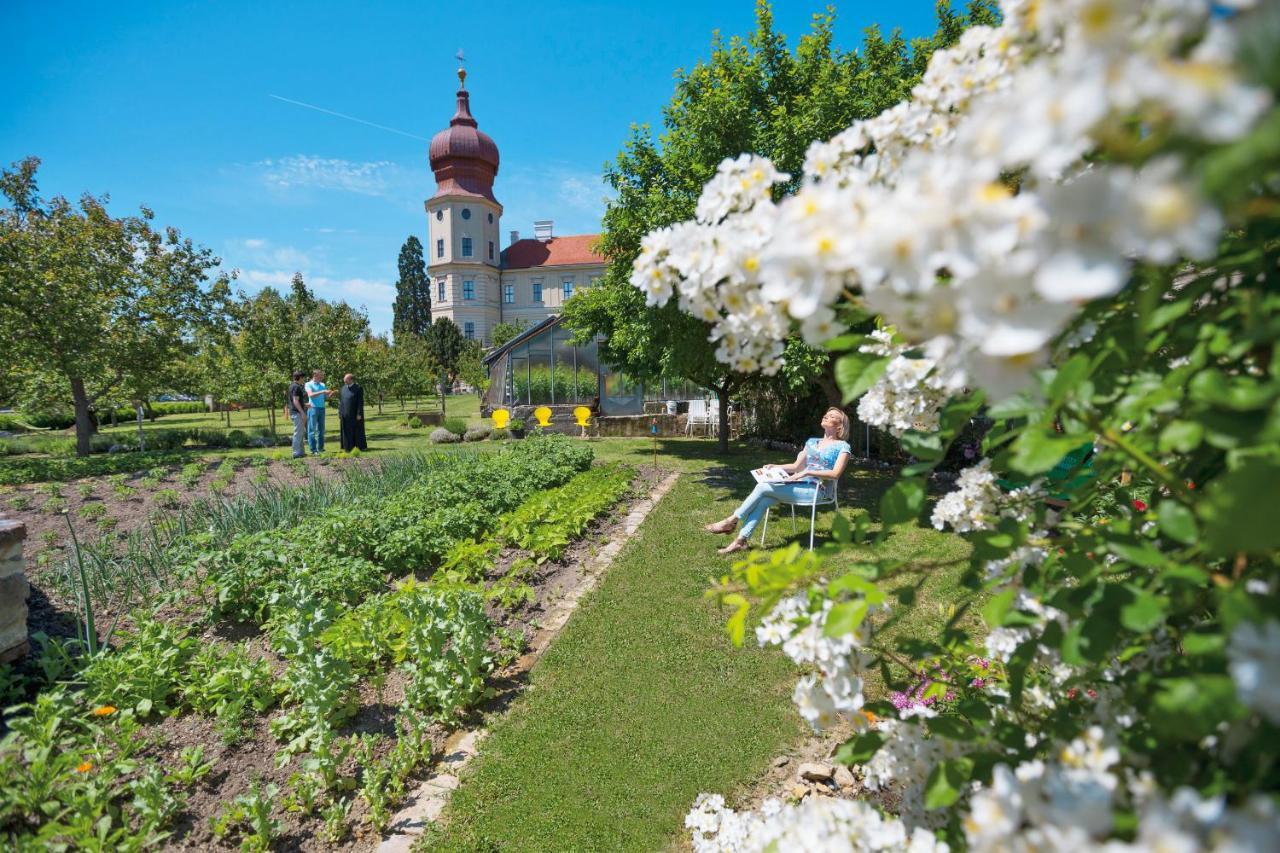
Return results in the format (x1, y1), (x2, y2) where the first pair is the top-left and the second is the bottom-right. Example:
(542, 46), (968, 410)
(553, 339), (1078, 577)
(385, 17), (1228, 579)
(426, 66), (502, 344)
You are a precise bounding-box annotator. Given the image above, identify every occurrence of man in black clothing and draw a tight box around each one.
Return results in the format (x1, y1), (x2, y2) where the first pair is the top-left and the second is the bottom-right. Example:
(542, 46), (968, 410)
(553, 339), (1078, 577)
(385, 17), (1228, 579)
(284, 370), (308, 458)
(338, 373), (368, 452)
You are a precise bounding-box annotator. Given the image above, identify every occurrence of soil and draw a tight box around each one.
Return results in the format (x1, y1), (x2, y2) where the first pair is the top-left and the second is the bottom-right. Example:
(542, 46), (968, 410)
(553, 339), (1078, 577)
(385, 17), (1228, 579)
(5, 460), (675, 851)
(2, 454), (357, 644)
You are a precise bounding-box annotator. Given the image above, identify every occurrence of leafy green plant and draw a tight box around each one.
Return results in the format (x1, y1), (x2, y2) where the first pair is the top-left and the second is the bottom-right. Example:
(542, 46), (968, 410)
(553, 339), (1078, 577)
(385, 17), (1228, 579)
(75, 482), (95, 499)
(138, 476), (162, 490)
(153, 488), (181, 508)
(211, 778), (281, 853)
(441, 417), (468, 436)
(80, 620), (198, 718)
(95, 515), (118, 533)
(167, 745), (215, 787)
(41, 496), (67, 515)
(7, 494), (31, 511)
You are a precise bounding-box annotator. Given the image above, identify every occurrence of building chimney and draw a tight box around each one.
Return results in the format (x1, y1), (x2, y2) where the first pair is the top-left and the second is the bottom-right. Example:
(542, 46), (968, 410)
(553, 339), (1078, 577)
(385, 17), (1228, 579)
(533, 220), (554, 242)
(510, 230), (520, 245)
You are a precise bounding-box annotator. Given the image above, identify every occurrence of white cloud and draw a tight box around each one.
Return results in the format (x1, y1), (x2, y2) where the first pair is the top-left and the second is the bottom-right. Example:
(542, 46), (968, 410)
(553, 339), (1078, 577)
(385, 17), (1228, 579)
(257, 155), (396, 197)
(237, 269), (294, 287)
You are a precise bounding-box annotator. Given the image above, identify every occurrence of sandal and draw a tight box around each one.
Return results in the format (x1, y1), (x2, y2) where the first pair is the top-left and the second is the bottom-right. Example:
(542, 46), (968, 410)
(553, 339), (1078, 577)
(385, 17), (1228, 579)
(718, 538), (750, 555)
(703, 518), (738, 534)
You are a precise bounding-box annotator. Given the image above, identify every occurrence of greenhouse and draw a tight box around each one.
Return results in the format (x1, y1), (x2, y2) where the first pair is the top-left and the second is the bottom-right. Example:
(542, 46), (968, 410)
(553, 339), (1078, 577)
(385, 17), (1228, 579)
(480, 315), (706, 415)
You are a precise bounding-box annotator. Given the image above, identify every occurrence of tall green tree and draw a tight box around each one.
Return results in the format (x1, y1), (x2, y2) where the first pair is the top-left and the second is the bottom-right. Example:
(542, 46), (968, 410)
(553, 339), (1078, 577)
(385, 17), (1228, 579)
(562, 0), (997, 451)
(490, 319), (529, 348)
(425, 317), (465, 414)
(392, 235), (432, 341)
(0, 157), (231, 455)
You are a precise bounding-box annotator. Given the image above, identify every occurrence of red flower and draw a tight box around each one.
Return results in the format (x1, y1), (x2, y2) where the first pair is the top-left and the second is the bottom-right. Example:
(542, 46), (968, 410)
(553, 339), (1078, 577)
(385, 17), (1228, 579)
(1132, 499), (1148, 512)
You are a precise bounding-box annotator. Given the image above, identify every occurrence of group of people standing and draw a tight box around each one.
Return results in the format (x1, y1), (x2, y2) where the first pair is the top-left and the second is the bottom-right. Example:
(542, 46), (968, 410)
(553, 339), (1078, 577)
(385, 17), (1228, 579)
(285, 370), (367, 458)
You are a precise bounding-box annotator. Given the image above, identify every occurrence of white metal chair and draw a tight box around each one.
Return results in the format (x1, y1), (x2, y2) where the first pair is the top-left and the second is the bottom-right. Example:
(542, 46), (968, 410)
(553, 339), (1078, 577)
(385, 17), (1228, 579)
(685, 399), (713, 436)
(759, 477), (840, 551)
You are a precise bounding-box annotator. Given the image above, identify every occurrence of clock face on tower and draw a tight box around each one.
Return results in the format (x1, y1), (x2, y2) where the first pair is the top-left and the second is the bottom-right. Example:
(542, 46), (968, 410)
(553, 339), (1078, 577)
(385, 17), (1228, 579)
(435, 210), (443, 221)
(461, 208), (471, 220)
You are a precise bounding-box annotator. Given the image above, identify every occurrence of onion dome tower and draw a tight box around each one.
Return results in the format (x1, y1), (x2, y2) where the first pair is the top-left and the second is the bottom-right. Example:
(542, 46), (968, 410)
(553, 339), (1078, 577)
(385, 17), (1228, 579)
(425, 65), (503, 345)
(428, 67), (500, 203)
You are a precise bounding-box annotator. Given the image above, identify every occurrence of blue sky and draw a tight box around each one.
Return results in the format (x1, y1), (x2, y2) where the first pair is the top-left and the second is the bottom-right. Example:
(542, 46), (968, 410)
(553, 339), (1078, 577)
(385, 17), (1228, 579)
(2, 0), (942, 334)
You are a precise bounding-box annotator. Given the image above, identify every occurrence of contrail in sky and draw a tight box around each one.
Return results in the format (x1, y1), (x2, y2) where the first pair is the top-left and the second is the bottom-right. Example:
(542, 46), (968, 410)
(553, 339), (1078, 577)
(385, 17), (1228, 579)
(268, 94), (430, 142)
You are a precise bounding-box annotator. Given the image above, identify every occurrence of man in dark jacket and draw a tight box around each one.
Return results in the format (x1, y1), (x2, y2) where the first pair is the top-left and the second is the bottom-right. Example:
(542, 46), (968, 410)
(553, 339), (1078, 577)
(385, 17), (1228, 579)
(338, 373), (368, 452)
(284, 370), (309, 458)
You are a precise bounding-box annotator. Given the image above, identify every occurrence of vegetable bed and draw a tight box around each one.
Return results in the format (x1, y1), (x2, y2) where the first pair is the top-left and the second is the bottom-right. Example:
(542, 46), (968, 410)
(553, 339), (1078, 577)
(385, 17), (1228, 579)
(0, 435), (642, 850)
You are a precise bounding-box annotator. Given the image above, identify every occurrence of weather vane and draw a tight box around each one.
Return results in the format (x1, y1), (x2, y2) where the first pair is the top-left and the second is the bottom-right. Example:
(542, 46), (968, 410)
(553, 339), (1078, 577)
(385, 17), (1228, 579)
(456, 48), (467, 87)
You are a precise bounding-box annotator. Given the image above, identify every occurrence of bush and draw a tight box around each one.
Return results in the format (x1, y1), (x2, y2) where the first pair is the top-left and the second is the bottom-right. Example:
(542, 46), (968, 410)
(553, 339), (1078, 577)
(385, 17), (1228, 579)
(407, 418), (424, 430)
(0, 414), (31, 432)
(226, 430), (250, 449)
(489, 428), (509, 441)
(194, 429), (230, 448)
(23, 410), (75, 430)
(152, 401), (205, 415)
(463, 427), (491, 442)
(441, 418), (467, 437)
(145, 429), (191, 451)
(429, 428), (460, 444)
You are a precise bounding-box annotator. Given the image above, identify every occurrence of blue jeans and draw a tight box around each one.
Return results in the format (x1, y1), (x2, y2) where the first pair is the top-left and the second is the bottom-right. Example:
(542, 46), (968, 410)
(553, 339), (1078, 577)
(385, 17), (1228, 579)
(307, 407), (326, 453)
(734, 480), (822, 539)
(290, 411), (306, 457)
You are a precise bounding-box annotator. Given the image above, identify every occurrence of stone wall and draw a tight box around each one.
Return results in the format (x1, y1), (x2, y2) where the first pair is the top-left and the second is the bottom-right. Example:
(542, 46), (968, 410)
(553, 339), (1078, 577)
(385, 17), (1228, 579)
(593, 414), (686, 438)
(0, 519), (29, 664)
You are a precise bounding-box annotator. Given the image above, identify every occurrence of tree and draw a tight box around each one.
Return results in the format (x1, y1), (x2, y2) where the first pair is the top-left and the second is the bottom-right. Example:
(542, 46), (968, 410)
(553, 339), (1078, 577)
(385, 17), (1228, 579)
(562, 0), (997, 451)
(425, 317), (465, 414)
(352, 334), (394, 415)
(456, 339), (488, 396)
(0, 157), (231, 455)
(490, 319), (529, 348)
(392, 235), (432, 341)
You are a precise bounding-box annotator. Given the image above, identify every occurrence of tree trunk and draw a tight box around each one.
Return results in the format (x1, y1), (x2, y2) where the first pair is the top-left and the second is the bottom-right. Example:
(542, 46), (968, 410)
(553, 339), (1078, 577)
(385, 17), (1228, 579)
(377, 392), (384, 415)
(145, 401), (157, 422)
(70, 377), (94, 457)
(109, 408), (118, 429)
(439, 382), (447, 416)
(817, 359), (844, 406)
(267, 405), (277, 438)
(715, 379), (732, 455)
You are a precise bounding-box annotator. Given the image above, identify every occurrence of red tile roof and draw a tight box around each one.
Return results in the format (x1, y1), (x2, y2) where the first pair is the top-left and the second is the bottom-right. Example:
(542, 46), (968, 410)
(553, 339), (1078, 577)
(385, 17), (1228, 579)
(501, 235), (605, 270)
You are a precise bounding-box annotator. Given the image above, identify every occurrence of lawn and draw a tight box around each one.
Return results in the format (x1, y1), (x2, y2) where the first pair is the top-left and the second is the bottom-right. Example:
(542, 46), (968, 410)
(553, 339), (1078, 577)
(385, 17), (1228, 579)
(424, 444), (971, 851)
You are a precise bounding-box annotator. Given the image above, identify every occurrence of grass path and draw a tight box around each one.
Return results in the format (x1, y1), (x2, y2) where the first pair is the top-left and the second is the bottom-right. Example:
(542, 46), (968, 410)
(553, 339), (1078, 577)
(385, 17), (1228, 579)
(413, 442), (972, 851)
(423, 473), (803, 851)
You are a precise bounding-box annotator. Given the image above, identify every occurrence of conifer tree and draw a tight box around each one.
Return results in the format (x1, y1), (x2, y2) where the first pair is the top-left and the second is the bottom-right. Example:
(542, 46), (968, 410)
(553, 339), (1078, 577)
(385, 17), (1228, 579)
(392, 235), (432, 340)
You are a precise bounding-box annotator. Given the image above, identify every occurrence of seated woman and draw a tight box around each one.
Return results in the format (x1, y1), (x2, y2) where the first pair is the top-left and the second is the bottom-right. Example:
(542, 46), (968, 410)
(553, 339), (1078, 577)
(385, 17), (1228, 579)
(705, 407), (852, 554)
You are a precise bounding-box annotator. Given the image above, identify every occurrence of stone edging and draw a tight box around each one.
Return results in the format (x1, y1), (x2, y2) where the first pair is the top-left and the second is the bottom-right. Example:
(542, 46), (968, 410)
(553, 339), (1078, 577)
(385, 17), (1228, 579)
(375, 471), (681, 852)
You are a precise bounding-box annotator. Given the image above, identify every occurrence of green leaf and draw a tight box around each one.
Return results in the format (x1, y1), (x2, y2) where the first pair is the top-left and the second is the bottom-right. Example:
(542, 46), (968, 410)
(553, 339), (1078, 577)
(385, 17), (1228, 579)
(1156, 501), (1197, 545)
(928, 716), (976, 740)
(986, 393), (1040, 419)
(1047, 354), (1091, 403)
(1199, 462), (1280, 556)
(1009, 427), (1079, 476)
(825, 600), (870, 638)
(1119, 587), (1167, 633)
(830, 512), (852, 544)
(835, 352), (891, 403)
(722, 593), (750, 648)
(981, 588), (1018, 627)
(834, 731), (884, 765)
(1150, 675), (1244, 741)
(924, 757), (973, 810)
(879, 478), (925, 527)
(900, 430), (944, 461)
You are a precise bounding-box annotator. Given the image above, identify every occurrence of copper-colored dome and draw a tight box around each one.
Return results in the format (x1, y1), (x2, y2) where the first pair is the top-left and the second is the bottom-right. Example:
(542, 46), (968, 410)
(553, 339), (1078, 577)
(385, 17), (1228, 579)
(428, 70), (499, 203)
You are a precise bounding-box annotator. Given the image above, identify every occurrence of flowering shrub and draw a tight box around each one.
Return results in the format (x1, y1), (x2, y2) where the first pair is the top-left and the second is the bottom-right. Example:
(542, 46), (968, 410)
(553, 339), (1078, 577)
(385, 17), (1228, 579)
(646, 0), (1280, 848)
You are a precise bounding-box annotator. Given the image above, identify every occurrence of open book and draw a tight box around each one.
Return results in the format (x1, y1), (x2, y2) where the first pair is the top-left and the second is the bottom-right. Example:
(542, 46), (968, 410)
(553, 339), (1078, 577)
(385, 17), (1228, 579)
(751, 466), (788, 484)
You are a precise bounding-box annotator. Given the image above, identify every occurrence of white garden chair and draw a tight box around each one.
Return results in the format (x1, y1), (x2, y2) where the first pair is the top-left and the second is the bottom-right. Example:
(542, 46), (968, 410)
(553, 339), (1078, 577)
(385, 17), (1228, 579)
(685, 399), (713, 436)
(759, 477), (841, 551)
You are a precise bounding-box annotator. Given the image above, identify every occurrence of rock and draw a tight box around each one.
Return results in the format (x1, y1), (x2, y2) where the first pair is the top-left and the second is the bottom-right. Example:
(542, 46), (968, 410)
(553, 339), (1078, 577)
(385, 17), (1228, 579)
(789, 783), (810, 800)
(834, 765), (856, 788)
(772, 755), (790, 769)
(798, 762), (834, 783)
